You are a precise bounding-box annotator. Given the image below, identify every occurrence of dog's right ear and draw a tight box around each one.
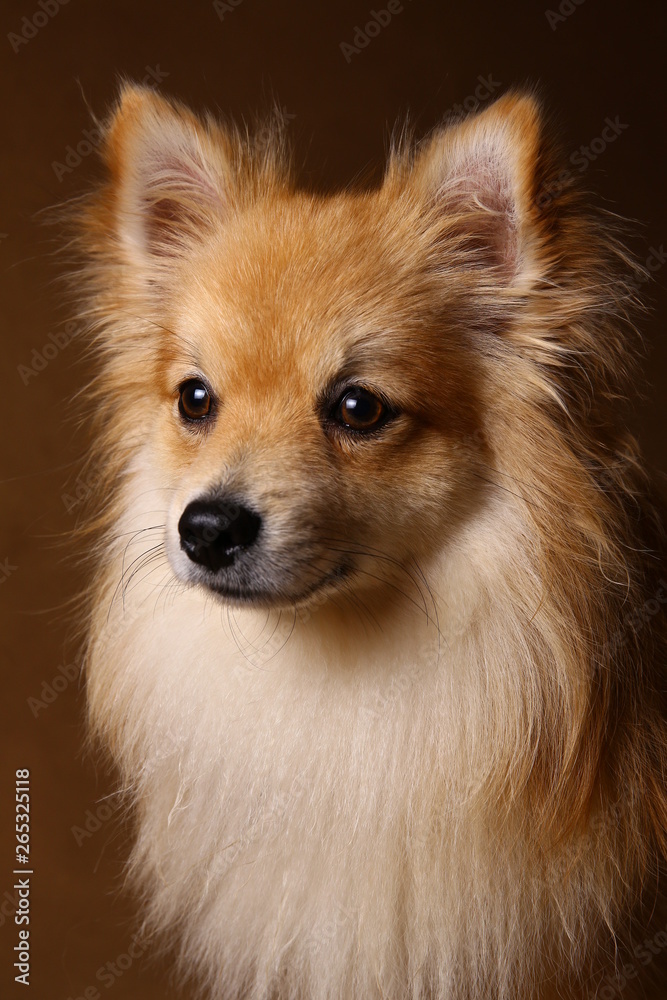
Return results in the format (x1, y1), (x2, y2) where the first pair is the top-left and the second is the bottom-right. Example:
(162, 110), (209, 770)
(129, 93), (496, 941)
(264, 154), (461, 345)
(99, 84), (233, 269)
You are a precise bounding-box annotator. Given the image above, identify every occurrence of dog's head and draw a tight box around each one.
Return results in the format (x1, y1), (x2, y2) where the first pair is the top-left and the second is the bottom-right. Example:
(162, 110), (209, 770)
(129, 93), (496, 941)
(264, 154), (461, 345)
(84, 85), (555, 609)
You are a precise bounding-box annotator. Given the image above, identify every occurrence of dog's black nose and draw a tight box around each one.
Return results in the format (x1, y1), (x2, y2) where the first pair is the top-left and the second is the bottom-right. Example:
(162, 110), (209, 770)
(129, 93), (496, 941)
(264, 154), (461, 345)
(178, 499), (261, 571)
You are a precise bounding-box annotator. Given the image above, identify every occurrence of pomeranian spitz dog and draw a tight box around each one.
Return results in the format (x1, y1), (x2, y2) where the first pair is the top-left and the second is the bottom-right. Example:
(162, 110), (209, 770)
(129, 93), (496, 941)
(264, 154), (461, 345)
(75, 84), (667, 999)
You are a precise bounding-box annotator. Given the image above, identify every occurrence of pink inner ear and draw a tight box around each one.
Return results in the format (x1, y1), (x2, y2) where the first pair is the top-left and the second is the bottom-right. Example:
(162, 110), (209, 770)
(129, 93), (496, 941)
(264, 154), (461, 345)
(143, 196), (193, 256)
(139, 151), (223, 257)
(435, 157), (520, 282)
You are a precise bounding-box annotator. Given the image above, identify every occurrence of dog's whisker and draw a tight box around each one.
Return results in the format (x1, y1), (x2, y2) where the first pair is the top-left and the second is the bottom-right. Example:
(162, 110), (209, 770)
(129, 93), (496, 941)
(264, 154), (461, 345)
(320, 542), (434, 627)
(319, 535), (432, 617)
(120, 547), (167, 604)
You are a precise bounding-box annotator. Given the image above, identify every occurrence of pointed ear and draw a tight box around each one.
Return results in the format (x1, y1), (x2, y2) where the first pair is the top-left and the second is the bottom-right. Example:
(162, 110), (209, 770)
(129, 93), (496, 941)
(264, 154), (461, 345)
(407, 93), (544, 286)
(101, 84), (232, 266)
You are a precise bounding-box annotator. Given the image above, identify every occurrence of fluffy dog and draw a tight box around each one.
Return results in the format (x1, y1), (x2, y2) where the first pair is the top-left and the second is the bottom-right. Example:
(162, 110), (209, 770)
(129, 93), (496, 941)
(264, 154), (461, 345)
(76, 85), (666, 999)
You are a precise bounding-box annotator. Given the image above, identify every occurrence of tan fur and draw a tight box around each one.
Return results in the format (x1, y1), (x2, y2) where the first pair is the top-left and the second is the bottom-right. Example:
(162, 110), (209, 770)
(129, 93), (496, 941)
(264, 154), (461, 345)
(73, 84), (667, 998)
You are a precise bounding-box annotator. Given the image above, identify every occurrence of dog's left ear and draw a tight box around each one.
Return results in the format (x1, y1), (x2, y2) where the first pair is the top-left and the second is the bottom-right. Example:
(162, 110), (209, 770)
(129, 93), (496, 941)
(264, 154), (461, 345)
(404, 92), (545, 287)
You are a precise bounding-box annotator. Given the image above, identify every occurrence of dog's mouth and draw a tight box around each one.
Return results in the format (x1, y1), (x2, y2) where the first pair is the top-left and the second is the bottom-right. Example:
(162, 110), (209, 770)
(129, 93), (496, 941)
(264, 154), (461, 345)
(201, 561), (352, 609)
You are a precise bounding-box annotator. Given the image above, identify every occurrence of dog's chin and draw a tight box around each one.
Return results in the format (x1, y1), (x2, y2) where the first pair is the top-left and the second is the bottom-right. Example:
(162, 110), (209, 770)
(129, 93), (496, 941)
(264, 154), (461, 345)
(179, 562), (352, 610)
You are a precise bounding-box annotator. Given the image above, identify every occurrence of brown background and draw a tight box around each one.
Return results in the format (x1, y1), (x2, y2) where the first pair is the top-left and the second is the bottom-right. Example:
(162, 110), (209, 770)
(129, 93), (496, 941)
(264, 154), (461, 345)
(1, 1), (666, 998)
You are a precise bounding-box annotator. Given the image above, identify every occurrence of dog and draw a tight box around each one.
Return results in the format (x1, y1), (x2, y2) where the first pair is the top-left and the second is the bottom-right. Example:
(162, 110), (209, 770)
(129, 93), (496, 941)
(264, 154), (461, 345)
(75, 84), (667, 998)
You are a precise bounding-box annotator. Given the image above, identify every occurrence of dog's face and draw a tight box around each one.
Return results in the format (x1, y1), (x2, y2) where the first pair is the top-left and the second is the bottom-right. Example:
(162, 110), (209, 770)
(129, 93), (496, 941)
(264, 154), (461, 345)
(157, 198), (485, 608)
(95, 87), (541, 608)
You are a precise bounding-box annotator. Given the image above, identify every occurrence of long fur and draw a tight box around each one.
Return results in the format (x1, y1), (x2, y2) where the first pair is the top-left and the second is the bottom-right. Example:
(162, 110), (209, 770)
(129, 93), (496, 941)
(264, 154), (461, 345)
(73, 84), (667, 999)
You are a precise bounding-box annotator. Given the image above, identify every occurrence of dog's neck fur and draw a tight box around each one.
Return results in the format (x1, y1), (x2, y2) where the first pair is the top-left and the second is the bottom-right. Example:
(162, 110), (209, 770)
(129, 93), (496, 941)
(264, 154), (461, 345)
(87, 465), (658, 1000)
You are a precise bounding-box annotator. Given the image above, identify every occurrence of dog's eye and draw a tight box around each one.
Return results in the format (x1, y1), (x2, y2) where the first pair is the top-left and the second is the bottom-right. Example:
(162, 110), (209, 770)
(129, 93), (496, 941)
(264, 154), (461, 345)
(335, 388), (387, 431)
(178, 379), (212, 422)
